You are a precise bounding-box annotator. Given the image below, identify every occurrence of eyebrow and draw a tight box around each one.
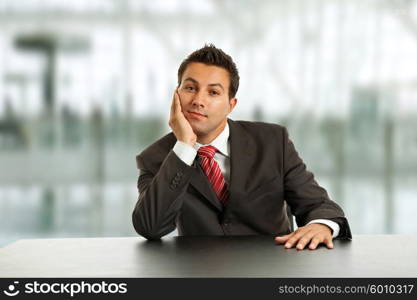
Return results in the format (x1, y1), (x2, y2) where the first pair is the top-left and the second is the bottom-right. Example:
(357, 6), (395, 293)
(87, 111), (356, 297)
(183, 77), (224, 91)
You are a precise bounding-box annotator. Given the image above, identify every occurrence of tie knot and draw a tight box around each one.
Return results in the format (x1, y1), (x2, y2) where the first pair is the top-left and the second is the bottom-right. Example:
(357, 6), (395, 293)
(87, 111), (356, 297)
(198, 145), (217, 159)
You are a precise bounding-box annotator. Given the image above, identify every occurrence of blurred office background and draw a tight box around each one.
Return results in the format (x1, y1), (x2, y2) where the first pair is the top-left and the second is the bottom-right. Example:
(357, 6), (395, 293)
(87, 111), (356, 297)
(1, 0), (417, 246)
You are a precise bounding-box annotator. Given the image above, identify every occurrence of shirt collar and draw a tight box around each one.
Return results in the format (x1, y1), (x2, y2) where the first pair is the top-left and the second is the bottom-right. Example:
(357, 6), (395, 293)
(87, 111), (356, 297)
(194, 121), (230, 157)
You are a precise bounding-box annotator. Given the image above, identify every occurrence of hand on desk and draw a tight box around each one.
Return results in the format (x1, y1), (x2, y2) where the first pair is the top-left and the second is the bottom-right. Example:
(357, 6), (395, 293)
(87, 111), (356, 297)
(275, 223), (333, 250)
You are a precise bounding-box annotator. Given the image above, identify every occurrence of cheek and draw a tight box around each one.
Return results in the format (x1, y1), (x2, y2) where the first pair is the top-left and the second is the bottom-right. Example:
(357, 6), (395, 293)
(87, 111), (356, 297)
(211, 102), (230, 116)
(178, 92), (193, 106)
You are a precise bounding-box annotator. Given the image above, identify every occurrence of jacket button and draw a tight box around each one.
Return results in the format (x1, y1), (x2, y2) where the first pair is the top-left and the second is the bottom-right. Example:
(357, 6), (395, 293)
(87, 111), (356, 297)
(172, 177), (180, 183)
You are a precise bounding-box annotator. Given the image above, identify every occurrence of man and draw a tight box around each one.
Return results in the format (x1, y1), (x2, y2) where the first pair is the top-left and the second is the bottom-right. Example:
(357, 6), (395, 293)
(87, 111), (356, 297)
(132, 44), (351, 250)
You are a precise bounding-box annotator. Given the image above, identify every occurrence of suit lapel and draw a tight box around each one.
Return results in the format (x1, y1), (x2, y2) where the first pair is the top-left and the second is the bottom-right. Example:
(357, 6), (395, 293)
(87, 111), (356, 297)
(225, 119), (254, 213)
(189, 118), (254, 213)
(153, 133), (222, 211)
(189, 158), (223, 212)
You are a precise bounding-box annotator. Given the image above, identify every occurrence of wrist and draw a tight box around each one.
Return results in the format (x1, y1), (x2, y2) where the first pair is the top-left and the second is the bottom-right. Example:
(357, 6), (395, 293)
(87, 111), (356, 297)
(183, 140), (196, 147)
(173, 133), (196, 147)
(178, 136), (196, 146)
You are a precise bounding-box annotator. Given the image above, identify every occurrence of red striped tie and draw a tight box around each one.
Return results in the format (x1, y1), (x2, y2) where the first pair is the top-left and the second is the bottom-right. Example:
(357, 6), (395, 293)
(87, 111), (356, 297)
(197, 145), (229, 206)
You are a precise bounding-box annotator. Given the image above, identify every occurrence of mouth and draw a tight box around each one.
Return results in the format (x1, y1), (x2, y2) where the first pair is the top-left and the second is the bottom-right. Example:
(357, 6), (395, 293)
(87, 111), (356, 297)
(187, 111), (207, 119)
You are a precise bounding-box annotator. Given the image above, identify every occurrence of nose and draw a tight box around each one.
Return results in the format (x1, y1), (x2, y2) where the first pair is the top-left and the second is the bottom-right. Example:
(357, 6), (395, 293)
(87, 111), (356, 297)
(191, 90), (206, 108)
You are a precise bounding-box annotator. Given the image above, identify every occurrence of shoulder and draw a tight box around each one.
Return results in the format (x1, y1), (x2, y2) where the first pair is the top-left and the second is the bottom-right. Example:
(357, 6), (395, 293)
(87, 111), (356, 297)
(229, 119), (290, 162)
(230, 119), (287, 139)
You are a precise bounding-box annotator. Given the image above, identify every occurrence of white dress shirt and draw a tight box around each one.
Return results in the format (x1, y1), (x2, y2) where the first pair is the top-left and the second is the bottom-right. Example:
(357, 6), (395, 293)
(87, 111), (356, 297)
(172, 123), (340, 238)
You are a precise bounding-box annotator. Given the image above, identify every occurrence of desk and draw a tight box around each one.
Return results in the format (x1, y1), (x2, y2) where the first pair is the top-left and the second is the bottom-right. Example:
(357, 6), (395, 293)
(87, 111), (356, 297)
(0, 235), (416, 277)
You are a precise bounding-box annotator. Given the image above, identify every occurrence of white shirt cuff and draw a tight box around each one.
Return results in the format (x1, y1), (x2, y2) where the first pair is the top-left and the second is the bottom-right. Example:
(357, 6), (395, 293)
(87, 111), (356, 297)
(172, 141), (197, 166)
(307, 219), (340, 238)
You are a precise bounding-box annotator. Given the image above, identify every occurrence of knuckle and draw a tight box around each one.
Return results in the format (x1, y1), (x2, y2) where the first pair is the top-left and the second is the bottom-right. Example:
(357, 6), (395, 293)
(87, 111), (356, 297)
(295, 227), (304, 233)
(292, 236), (302, 243)
(287, 238), (296, 245)
(312, 237), (321, 243)
(300, 237), (310, 244)
(293, 230), (303, 237)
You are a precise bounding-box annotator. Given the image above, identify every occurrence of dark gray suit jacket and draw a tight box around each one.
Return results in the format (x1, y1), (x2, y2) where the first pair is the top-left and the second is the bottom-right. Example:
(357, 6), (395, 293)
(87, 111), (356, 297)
(132, 119), (352, 240)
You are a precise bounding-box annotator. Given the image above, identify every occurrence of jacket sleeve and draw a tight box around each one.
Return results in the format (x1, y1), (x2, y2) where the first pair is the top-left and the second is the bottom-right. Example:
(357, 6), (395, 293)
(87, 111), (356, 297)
(132, 150), (194, 240)
(282, 127), (352, 240)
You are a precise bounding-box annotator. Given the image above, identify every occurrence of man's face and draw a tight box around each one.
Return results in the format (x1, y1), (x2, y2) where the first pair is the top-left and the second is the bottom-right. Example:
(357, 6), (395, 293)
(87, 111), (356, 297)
(177, 62), (237, 144)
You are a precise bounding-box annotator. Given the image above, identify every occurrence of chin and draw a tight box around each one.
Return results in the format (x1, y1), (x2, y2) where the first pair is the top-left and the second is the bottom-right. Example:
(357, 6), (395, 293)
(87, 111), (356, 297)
(190, 125), (206, 136)
(189, 123), (209, 137)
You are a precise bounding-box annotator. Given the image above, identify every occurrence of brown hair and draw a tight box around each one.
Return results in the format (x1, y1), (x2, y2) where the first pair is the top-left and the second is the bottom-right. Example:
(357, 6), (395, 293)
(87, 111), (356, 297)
(177, 44), (239, 99)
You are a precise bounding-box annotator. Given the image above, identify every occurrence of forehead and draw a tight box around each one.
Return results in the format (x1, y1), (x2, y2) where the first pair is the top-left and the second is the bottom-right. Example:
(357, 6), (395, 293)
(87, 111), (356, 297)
(181, 62), (230, 87)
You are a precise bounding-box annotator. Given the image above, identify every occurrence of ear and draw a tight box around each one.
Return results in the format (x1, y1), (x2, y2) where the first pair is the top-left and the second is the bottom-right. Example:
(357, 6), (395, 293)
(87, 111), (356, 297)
(228, 97), (237, 113)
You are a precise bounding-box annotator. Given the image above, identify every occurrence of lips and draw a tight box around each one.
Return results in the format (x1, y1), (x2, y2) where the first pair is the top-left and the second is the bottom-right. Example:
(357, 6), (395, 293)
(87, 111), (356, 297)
(188, 111), (207, 118)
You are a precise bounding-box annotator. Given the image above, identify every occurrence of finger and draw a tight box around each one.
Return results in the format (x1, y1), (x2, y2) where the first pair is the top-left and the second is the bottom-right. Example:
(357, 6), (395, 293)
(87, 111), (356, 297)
(173, 91), (180, 113)
(308, 236), (324, 250)
(324, 236), (334, 249)
(170, 91), (177, 116)
(284, 227), (312, 249)
(175, 91), (185, 116)
(296, 231), (319, 250)
(275, 233), (293, 244)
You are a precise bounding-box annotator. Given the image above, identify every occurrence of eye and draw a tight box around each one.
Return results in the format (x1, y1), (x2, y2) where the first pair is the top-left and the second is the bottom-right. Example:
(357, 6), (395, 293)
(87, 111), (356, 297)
(209, 90), (220, 96)
(184, 86), (195, 91)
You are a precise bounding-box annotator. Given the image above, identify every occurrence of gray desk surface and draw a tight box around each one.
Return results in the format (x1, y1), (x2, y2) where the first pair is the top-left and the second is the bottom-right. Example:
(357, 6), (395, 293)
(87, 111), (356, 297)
(0, 235), (416, 277)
